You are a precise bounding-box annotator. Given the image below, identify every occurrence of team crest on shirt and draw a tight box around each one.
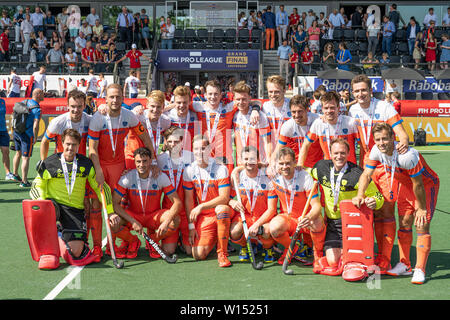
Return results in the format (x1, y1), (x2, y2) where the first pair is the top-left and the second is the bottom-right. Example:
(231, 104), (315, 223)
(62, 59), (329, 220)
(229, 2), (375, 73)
(287, 111), (292, 117)
(375, 114), (380, 119)
(152, 184), (158, 189)
(343, 128), (348, 134)
(211, 173), (215, 178)
(261, 183), (266, 189)
(122, 121), (128, 126)
(132, 184), (137, 188)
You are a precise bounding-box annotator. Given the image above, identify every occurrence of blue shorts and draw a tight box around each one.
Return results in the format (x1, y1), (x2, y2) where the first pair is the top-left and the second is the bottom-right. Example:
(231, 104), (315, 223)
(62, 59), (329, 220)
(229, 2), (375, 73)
(0, 131), (10, 147)
(8, 91), (20, 98)
(13, 131), (34, 157)
(141, 27), (150, 39)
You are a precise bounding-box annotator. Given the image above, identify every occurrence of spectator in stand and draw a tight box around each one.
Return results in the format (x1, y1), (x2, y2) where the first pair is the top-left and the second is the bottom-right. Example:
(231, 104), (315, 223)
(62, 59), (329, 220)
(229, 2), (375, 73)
(31, 7), (45, 34)
(425, 33), (437, 71)
(289, 8), (300, 29)
(322, 42), (336, 70)
(1, 10), (12, 30)
(56, 7), (68, 45)
(105, 43), (118, 72)
(443, 7), (450, 27)
(328, 9), (345, 28)
(248, 10), (257, 33)
(116, 6), (134, 49)
(7, 67), (21, 98)
(256, 11), (263, 30)
(100, 33), (110, 53)
(46, 42), (65, 72)
(318, 12), (326, 28)
(44, 10), (56, 34)
(21, 14), (34, 55)
(161, 16), (175, 49)
(292, 24), (307, 53)
(339, 88), (356, 115)
(64, 46), (78, 73)
(308, 20), (321, 56)
(336, 41), (352, 71)
(388, 4), (405, 33)
(74, 31), (87, 53)
(413, 32), (424, 69)
(406, 17), (421, 56)
(132, 13), (140, 47)
(0, 27), (10, 62)
(440, 34), (450, 70)
(86, 8), (99, 27)
(80, 20), (92, 40)
(116, 43), (152, 80)
(379, 52), (391, 71)
(367, 18), (381, 56)
(321, 20), (333, 40)
(299, 12), (307, 30)
(361, 51), (379, 76)
(288, 46), (299, 90)
(92, 19), (103, 43)
(305, 9), (315, 30)
(301, 44), (314, 74)
(423, 20), (435, 41)
(67, 6), (80, 42)
(36, 31), (48, 56)
(277, 39), (292, 83)
(13, 7), (25, 43)
(276, 5), (289, 46)
(262, 6), (276, 50)
(423, 8), (438, 27)
(351, 6), (363, 29)
(140, 9), (151, 50)
(50, 31), (62, 48)
(94, 43), (106, 73)
(382, 15), (395, 56)
(237, 12), (247, 30)
(81, 40), (96, 72)
(27, 32), (40, 69)
(192, 85), (206, 102)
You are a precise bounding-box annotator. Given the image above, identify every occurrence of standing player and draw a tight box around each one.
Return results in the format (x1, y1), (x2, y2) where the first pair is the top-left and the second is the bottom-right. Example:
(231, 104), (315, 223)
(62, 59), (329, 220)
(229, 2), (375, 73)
(164, 85), (200, 152)
(112, 147), (182, 258)
(7, 67), (21, 97)
(123, 70), (140, 99)
(88, 83), (155, 254)
(349, 75), (410, 272)
(298, 91), (359, 167)
(229, 146), (277, 263)
(183, 135), (234, 267)
(273, 94), (322, 170)
(232, 81), (272, 166)
(157, 127), (193, 255)
(0, 96), (14, 180)
(29, 129), (114, 268)
(85, 69), (99, 98)
(125, 90), (171, 169)
(269, 147), (323, 265)
(310, 138), (384, 275)
(353, 123), (439, 284)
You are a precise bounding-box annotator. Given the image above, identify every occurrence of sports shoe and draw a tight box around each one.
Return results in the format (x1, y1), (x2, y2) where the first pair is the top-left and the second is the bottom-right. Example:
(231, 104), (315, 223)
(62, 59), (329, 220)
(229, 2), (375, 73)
(374, 254), (391, 274)
(411, 268), (426, 285)
(293, 242), (308, 263)
(91, 246), (103, 263)
(5, 173), (15, 181)
(227, 240), (236, 253)
(251, 242), (263, 255)
(387, 262), (413, 276)
(148, 242), (162, 259)
(126, 237), (141, 259)
(238, 246), (249, 261)
(106, 241), (128, 259)
(278, 243), (299, 265)
(218, 252), (232, 268)
(19, 181), (31, 188)
(262, 247), (275, 263)
(12, 174), (21, 182)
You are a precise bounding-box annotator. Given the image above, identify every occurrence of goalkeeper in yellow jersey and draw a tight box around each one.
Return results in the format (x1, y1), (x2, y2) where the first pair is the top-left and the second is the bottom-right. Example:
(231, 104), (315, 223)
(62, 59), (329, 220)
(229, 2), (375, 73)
(26, 129), (114, 269)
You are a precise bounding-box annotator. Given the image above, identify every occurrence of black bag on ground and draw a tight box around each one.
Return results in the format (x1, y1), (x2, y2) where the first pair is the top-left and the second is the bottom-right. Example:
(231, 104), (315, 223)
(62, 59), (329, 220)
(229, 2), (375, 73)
(414, 128), (426, 146)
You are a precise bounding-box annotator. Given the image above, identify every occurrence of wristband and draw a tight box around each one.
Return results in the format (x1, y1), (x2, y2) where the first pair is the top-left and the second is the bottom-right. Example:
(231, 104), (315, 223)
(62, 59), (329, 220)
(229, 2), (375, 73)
(250, 103), (261, 112)
(188, 223), (195, 230)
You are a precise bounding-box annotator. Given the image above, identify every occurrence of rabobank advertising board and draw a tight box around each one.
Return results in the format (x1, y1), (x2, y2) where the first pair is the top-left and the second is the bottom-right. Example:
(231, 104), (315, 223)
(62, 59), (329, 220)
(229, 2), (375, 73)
(156, 50), (260, 71)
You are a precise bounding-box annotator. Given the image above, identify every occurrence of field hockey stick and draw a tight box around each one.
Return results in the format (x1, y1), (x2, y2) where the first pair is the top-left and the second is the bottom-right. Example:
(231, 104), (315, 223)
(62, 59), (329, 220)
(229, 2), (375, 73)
(142, 232), (178, 264)
(283, 181), (318, 275)
(100, 189), (124, 269)
(232, 175), (264, 270)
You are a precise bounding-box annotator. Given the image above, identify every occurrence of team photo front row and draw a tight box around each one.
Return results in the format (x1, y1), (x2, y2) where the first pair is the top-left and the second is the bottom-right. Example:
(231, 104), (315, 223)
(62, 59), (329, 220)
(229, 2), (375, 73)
(21, 75), (439, 285)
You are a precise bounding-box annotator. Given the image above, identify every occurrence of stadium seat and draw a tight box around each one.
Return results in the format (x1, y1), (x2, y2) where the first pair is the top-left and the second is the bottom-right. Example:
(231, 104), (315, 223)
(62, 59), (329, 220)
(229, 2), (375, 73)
(184, 29), (196, 43)
(401, 55), (414, 67)
(434, 29), (445, 41)
(174, 28), (184, 43)
(197, 29), (209, 43)
(332, 28), (344, 41)
(225, 28), (237, 43)
(64, 42), (75, 52)
(343, 29), (355, 41)
(356, 29), (367, 41)
(238, 29), (250, 43)
(212, 42), (223, 49)
(225, 42), (236, 49)
(251, 42), (261, 49)
(238, 42), (249, 49)
(389, 55), (401, 67)
(438, 92), (449, 100)
(358, 41), (368, 55)
(196, 42), (207, 49)
(395, 42), (409, 55)
(421, 92), (434, 100)
(347, 42), (359, 54)
(395, 29), (407, 42)
(212, 29), (225, 43)
(184, 42), (196, 49)
(250, 29), (262, 43)
(116, 42), (126, 52)
(404, 92), (417, 100)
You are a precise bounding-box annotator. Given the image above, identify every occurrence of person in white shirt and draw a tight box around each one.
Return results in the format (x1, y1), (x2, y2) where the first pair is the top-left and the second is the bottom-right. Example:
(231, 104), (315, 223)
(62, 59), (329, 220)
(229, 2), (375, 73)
(86, 69), (99, 97)
(443, 7), (450, 26)
(86, 8), (99, 27)
(31, 7), (45, 34)
(124, 70), (140, 98)
(161, 17), (175, 49)
(7, 68), (21, 97)
(328, 9), (345, 28)
(74, 31), (86, 53)
(20, 14), (34, 54)
(32, 66), (47, 91)
(423, 8), (438, 27)
(97, 73), (108, 98)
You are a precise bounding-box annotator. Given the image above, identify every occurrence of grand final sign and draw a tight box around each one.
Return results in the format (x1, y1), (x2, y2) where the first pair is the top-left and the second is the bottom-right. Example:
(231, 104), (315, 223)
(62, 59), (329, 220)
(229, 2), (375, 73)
(156, 50), (260, 71)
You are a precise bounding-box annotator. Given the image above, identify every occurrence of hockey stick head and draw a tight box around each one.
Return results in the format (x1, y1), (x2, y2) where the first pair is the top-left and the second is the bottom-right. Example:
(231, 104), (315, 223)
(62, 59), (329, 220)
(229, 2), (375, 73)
(114, 260), (125, 269)
(255, 261), (264, 270)
(282, 260), (294, 275)
(165, 254), (178, 264)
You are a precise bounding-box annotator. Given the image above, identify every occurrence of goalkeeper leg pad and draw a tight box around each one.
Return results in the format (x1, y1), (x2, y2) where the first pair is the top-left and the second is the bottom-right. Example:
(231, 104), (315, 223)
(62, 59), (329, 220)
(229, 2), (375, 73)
(58, 238), (96, 267)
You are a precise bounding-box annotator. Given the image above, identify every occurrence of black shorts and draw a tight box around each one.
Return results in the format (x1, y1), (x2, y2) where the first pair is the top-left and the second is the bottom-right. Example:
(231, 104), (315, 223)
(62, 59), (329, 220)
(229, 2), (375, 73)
(52, 200), (87, 244)
(324, 218), (342, 251)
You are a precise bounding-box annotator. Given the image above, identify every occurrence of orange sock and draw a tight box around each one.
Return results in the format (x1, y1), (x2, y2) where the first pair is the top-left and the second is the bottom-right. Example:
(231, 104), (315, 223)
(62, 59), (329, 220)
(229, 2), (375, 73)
(397, 228), (413, 267)
(89, 208), (103, 248)
(114, 225), (136, 243)
(310, 226), (326, 260)
(374, 218), (384, 254)
(259, 237), (275, 249)
(272, 231), (291, 249)
(216, 208), (231, 254)
(302, 232), (313, 247)
(381, 218), (396, 262)
(415, 233), (431, 272)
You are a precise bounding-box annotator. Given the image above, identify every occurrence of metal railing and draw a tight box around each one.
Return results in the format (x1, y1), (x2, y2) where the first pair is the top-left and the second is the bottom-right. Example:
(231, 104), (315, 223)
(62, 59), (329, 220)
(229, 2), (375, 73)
(0, 61), (116, 75)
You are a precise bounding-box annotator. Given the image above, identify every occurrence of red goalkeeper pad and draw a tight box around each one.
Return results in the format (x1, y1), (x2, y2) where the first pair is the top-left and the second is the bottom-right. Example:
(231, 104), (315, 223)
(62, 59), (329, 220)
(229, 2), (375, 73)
(339, 200), (374, 267)
(22, 200), (60, 269)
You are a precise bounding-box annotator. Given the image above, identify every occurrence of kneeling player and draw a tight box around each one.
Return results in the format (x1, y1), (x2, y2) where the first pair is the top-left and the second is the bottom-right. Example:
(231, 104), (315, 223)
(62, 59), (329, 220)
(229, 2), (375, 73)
(27, 129), (114, 269)
(269, 147), (322, 265)
(229, 146), (277, 263)
(310, 138), (384, 276)
(354, 123), (440, 284)
(111, 147), (182, 258)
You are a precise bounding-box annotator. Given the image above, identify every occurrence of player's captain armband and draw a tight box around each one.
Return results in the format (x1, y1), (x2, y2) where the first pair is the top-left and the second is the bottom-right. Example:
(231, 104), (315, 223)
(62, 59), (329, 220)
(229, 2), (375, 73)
(134, 123), (146, 135)
(22, 200), (60, 270)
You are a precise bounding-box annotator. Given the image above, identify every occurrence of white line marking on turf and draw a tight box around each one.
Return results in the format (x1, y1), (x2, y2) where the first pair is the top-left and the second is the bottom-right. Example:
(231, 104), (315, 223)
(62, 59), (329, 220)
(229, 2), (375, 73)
(43, 237), (107, 300)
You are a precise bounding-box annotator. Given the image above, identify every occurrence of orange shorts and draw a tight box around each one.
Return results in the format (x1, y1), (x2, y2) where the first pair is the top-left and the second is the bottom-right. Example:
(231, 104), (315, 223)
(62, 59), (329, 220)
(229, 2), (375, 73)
(178, 211), (190, 247)
(397, 182), (440, 222)
(127, 208), (178, 244)
(192, 213), (218, 248)
(102, 161), (126, 189)
(278, 213), (309, 236)
(371, 165), (400, 203)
